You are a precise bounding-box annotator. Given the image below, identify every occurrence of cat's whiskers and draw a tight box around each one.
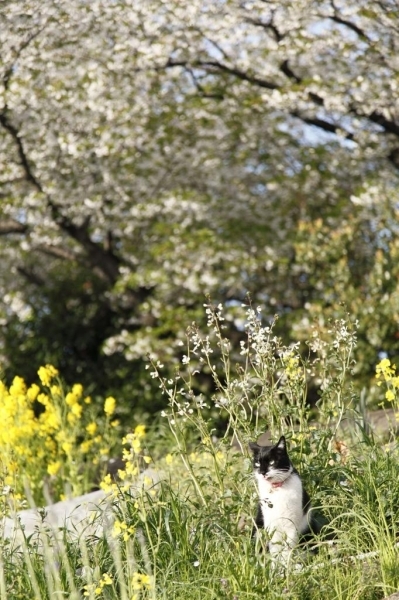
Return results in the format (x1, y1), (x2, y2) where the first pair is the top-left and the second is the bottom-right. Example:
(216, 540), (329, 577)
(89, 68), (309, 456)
(264, 465), (293, 483)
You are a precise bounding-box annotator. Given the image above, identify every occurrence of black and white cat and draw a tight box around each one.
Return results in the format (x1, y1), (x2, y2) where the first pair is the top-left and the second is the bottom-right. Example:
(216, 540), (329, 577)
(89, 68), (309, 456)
(249, 435), (318, 564)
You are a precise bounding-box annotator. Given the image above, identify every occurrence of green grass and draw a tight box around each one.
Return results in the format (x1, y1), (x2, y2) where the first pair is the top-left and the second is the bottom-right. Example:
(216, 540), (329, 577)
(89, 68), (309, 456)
(2, 436), (399, 600)
(2, 309), (399, 599)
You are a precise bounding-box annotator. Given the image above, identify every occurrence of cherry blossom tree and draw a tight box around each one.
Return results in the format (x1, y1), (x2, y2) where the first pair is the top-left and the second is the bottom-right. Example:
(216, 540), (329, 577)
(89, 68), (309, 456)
(1, 0), (398, 406)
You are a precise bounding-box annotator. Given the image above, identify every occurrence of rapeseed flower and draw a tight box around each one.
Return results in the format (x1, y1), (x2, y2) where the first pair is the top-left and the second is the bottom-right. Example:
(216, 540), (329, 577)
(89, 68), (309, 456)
(84, 573), (113, 596)
(0, 365), (121, 506)
(71, 402), (83, 418)
(112, 519), (135, 541)
(376, 358), (395, 382)
(47, 461), (61, 476)
(376, 358), (399, 403)
(80, 440), (93, 453)
(131, 572), (151, 591)
(104, 396), (116, 416)
(86, 422), (97, 436)
(9, 376), (26, 396)
(134, 424), (146, 438)
(38, 364), (59, 387)
(72, 383), (83, 398)
(27, 383), (40, 401)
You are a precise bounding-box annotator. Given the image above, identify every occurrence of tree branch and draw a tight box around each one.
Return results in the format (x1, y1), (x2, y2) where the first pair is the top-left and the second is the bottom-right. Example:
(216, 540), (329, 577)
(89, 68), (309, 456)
(290, 111), (355, 140)
(0, 111), (121, 284)
(367, 109), (399, 137)
(53, 217), (121, 284)
(280, 59), (301, 84)
(166, 58), (279, 91)
(0, 112), (43, 193)
(0, 219), (28, 235)
(37, 244), (78, 262)
(166, 56), (358, 141)
(329, 1), (369, 41)
(17, 266), (45, 287)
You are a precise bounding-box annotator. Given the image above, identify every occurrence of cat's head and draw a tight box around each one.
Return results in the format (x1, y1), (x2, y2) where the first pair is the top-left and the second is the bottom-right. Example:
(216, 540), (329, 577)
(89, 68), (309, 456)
(249, 436), (293, 484)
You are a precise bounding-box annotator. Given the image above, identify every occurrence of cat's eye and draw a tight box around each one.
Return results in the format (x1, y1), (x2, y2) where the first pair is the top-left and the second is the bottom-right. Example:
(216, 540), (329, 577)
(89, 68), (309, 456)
(269, 460), (275, 466)
(255, 462), (260, 467)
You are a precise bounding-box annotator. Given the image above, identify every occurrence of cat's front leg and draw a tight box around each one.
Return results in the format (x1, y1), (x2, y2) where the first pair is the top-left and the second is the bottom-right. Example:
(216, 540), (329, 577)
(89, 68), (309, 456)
(251, 503), (264, 538)
(269, 527), (298, 567)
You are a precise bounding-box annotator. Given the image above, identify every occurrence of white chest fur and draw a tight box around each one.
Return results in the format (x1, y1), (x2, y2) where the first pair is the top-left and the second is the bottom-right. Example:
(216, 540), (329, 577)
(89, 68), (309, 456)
(255, 472), (309, 555)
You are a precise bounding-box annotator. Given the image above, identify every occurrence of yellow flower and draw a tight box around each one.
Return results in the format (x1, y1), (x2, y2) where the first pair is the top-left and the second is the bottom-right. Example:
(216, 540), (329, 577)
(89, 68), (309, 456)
(125, 462), (138, 476)
(165, 453), (174, 465)
(67, 412), (77, 425)
(376, 358), (395, 381)
(93, 573), (113, 597)
(102, 574), (113, 586)
(118, 468), (127, 481)
(37, 393), (50, 407)
(71, 402), (83, 418)
(104, 396), (116, 416)
(27, 383), (40, 402)
(9, 376), (27, 396)
(112, 519), (122, 537)
(285, 355), (303, 380)
(80, 440), (92, 453)
(38, 365), (59, 387)
(83, 584), (95, 597)
(112, 519), (135, 541)
(47, 461), (61, 476)
(72, 383), (83, 398)
(143, 455), (152, 464)
(132, 438), (141, 453)
(40, 405), (60, 431)
(134, 424), (146, 438)
(65, 392), (78, 406)
(385, 389), (395, 402)
(131, 572), (151, 591)
(8, 461), (18, 474)
(86, 422), (97, 436)
(100, 473), (115, 493)
(62, 441), (72, 455)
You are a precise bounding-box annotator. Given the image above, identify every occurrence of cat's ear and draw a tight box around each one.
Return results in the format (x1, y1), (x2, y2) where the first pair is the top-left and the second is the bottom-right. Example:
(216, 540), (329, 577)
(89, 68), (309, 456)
(276, 435), (286, 450)
(249, 441), (260, 455)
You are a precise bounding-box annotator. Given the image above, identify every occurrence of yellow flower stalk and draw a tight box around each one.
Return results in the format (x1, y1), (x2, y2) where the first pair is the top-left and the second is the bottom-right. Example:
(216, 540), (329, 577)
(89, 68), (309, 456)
(0, 365), (121, 505)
